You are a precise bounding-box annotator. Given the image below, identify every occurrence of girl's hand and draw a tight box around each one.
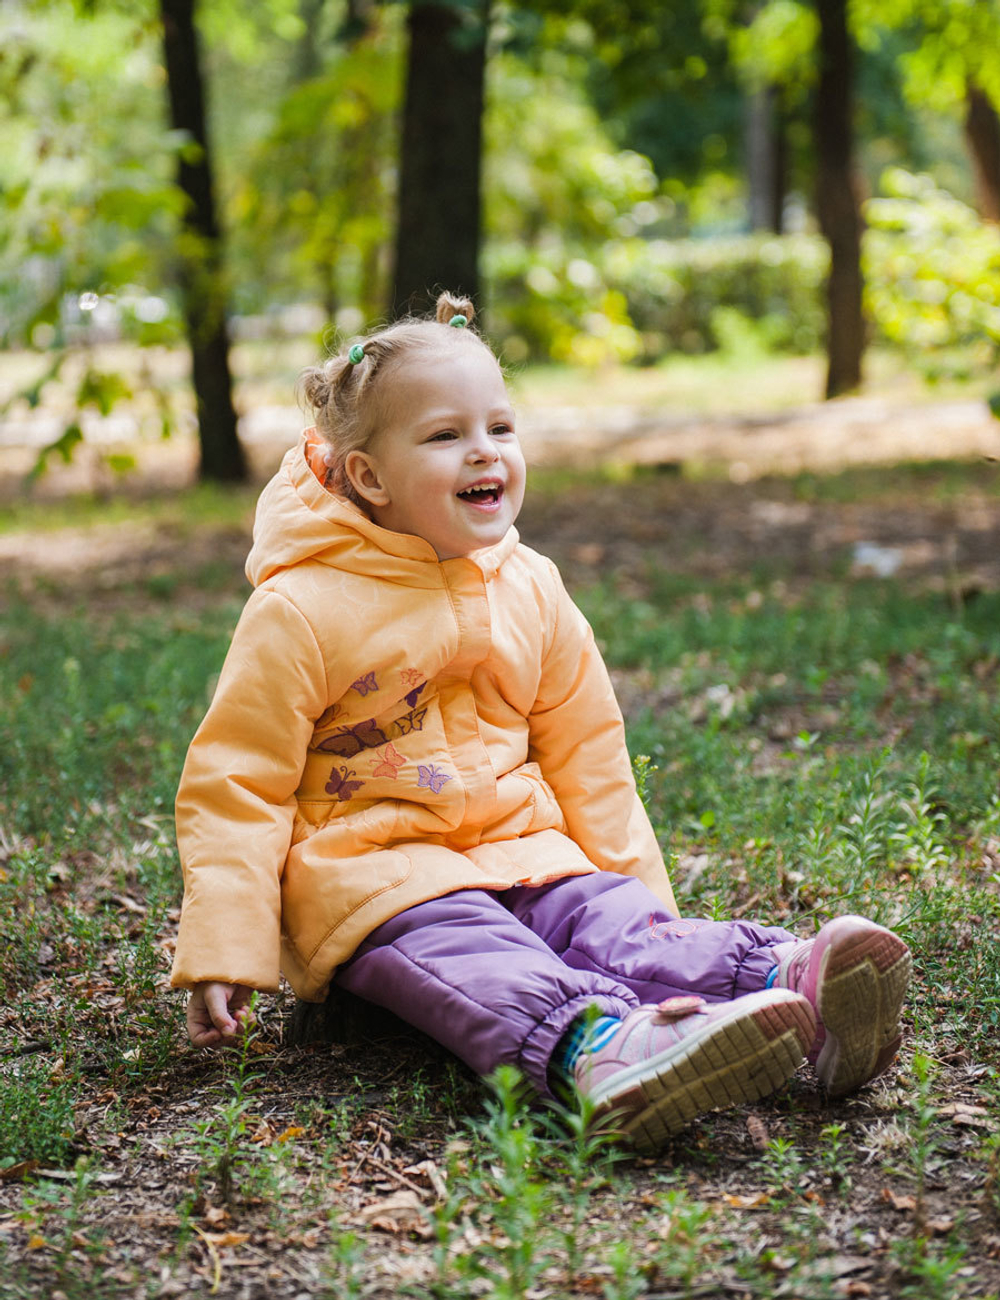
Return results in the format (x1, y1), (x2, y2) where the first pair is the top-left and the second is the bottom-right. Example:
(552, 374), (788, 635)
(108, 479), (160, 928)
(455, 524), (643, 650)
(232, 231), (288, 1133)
(187, 981), (256, 1047)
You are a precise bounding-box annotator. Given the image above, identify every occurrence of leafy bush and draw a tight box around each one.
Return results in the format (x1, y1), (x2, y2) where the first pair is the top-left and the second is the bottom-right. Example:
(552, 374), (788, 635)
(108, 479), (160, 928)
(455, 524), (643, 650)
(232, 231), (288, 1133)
(487, 230), (829, 365)
(608, 232), (828, 359)
(864, 167), (1000, 383)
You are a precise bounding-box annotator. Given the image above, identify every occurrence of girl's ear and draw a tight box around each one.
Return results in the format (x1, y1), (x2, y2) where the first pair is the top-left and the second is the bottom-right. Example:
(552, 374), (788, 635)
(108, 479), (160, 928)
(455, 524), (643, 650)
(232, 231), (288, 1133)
(344, 450), (391, 508)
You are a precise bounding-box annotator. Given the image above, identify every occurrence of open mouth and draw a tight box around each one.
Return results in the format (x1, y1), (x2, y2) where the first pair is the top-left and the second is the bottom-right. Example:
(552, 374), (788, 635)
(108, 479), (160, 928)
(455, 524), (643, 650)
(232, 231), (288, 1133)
(457, 482), (503, 508)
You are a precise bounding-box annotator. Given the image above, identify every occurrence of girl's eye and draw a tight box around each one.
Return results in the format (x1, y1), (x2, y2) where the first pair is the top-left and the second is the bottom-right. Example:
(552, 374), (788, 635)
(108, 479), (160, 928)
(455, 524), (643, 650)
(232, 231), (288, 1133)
(490, 424), (514, 436)
(428, 430), (457, 442)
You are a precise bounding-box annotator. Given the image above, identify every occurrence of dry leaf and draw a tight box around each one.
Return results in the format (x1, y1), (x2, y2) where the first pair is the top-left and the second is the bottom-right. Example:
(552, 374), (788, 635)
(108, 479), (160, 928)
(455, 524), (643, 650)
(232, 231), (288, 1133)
(113, 893), (147, 915)
(404, 1159), (447, 1200)
(800, 1255), (872, 1286)
(927, 1216), (956, 1236)
(201, 1231), (250, 1248)
(356, 1190), (431, 1237)
(0, 1160), (39, 1183)
(745, 1113), (770, 1150)
(203, 1205), (229, 1226)
(881, 1189), (917, 1211)
(277, 1125), (305, 1144)
(27, 1234), (47, 1250)
(722, 1192), (769, 1209)
(937, 1102), (989, 1118)
(250, 1120), (277, 1146)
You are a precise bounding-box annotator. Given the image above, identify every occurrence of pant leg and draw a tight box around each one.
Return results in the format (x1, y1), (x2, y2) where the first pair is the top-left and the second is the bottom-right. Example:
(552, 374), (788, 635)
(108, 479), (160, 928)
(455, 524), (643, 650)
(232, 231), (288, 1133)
(334, 888), (639, 1096)
(503, 872), (798, 1004)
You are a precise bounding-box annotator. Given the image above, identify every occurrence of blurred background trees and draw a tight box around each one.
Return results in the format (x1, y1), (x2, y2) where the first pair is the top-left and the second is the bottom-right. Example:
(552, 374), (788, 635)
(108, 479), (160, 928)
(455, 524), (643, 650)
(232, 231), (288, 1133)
(1, 0), (998, 481)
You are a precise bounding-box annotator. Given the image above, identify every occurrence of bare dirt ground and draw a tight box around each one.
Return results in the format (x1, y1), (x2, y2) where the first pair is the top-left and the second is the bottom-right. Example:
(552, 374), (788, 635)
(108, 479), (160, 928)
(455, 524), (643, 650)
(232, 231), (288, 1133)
(2, 390), (999, 599)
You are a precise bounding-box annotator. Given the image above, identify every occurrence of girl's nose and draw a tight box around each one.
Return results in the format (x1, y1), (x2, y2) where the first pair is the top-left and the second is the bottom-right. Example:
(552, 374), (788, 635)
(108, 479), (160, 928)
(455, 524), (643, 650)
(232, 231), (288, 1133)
(467, 432), (500, 464)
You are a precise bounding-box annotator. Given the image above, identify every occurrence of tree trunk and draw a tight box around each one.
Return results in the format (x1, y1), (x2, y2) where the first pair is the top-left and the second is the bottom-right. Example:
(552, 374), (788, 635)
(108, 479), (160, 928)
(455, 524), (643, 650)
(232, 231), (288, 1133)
(746, 85), (785, 233)
(391, 0), (489, 317)
(964, 83), (1000, 224)
(814, 0), (864, 398)
(160, 0), (246, 482)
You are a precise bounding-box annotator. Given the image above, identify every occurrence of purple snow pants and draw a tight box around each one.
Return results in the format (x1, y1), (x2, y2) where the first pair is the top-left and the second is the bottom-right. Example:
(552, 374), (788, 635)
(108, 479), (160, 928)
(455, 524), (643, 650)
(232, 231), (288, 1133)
(335, 871), (797, 1096)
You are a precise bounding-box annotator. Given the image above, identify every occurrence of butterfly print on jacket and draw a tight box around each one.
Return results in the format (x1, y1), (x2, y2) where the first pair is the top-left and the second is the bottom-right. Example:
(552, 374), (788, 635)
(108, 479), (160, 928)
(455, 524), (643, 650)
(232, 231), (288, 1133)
(370, 743), (405, 780)
(394, 707), (427, 736)
(351, 671), (378, 697)
(404, 681), (427, 709)
(416, 763), (453, 794)
(318, 719), (389, 758)
(326, 764), (365, 801)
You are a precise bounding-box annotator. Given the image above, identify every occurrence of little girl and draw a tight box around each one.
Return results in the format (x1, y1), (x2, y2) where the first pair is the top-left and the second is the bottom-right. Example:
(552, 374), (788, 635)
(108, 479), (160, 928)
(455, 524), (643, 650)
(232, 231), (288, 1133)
(171, 293), (911, 1152)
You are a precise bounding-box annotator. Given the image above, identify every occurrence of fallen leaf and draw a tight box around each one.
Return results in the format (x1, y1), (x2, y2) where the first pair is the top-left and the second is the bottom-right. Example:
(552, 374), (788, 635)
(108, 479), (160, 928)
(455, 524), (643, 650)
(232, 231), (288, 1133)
(0, 1161), (40, 1183)
(201, 1231), (250, 1248)
(113, 893), (147, 915)
(404, 1159), (447, 1199)
(745, 1114), (770, 1150)
(27, 1234), (47, 1250)
(250, 1120), (276, 1146)
(203, 1205), (229, 1226)
(804, 1255), (872, 1281)
(355, 1190), (431, 1237)
(952, 1113), (997, 1130)
(927, 1216), (956, 1236)
(277, 1125), (305, 1144)
(881, 1189), (917, 1211)
(722, 1192), (769, 1209)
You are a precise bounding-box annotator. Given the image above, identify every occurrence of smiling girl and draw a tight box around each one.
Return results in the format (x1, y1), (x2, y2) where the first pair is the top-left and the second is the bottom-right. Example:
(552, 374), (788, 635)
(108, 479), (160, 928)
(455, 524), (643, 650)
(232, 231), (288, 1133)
(170, 293), (909, 1151)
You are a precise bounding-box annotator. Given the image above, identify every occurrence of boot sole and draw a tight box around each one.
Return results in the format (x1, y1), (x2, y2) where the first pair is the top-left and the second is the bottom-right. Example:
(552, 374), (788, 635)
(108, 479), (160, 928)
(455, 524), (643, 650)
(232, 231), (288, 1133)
(812, 922), (912, 1097)
(589, 990), (815, 1154)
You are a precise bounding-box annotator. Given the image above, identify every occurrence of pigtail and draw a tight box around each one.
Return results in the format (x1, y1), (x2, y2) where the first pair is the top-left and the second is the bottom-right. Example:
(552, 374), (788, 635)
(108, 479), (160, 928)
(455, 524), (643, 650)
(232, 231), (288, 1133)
(435, 292), (476, 327)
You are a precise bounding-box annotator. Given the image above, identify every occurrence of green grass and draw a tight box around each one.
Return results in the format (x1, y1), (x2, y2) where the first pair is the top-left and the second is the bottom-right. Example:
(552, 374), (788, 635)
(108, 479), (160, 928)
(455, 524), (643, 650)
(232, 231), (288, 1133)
(0, 480), (259, 536)
(1, 474), (1000, 1297)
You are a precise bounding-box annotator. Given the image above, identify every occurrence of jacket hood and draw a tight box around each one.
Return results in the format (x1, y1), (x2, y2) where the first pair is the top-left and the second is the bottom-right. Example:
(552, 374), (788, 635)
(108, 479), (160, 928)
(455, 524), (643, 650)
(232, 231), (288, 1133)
(246, 429), (520, 588)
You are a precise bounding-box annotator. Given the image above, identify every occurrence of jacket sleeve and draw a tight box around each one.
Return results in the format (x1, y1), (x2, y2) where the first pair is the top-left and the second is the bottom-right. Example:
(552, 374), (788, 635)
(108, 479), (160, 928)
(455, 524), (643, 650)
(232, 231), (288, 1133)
(527, 563), (679, 916)
(170, 588), (329, 991)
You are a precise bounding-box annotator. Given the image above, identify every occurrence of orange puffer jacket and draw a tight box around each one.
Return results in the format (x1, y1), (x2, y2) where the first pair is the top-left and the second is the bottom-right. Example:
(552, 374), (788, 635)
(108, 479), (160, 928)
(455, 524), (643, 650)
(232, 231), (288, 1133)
(170, 430), (678, 1001)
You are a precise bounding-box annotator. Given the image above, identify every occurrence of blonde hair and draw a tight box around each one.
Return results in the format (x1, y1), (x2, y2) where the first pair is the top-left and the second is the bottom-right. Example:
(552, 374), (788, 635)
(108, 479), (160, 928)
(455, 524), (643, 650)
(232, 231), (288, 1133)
(298, 292), (495, 505)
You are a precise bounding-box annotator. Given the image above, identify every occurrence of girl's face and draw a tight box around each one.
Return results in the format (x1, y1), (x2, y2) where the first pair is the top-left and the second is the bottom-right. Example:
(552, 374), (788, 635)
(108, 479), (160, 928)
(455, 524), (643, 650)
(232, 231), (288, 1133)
(344, 345), (526, 561)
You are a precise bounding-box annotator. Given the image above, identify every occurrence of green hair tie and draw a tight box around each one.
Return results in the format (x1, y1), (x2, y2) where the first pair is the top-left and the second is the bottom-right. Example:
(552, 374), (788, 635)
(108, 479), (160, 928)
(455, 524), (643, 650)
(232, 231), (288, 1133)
(449, 314), (468, 329)
(348, 343), (365, 364)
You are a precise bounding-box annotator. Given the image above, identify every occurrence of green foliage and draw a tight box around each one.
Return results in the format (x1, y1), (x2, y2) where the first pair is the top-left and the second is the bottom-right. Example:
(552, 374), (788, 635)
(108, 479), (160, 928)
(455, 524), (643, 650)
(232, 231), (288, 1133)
(10, 1159), (114, 1299)
(883, 0), (1000, 112)
(226, 8), (403, 321)
(182, 1000), (282, 1206)
(864, 168), (1000, 382)
(484, 47), (667, 365)
(0, 3), (183, 349)
(0, 1061), (78, 1167)
(608, 232), (828, 359)
(0, 594), (237, 843)
(726, 0), (820, 95)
